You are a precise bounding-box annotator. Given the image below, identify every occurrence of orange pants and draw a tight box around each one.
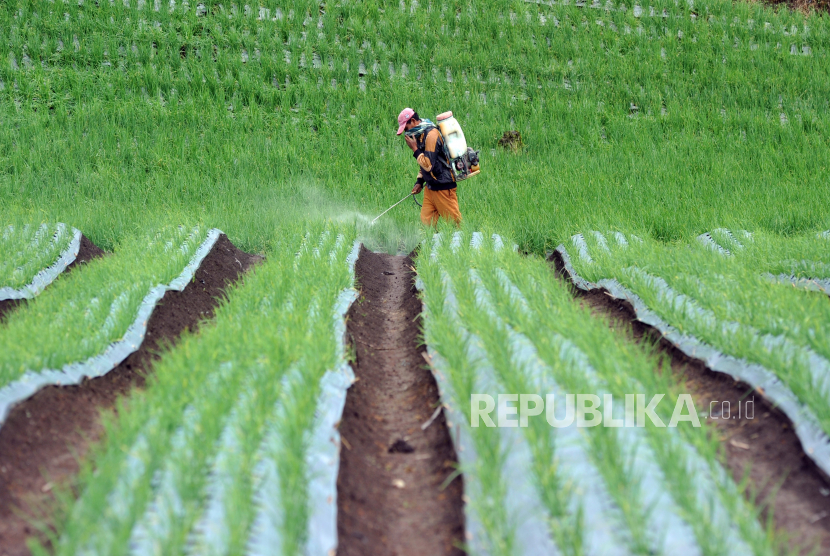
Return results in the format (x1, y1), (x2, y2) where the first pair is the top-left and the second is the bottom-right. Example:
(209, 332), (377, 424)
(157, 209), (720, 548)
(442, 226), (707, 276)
(420, 187), (462, 226)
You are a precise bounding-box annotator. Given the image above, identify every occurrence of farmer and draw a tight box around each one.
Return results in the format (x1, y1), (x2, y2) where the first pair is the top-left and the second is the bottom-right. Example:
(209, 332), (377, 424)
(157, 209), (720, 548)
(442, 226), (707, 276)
(396, 107), (462, 226)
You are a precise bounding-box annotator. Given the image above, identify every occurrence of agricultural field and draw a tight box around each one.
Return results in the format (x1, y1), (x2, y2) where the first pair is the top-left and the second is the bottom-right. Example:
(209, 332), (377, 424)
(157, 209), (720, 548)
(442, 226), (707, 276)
(1, 0), (829, 249)
(0, 224), (216, 420)
(1, 0), (830, 554)
(39, 225), (357, 556)
(558, 229), (830, 472)
(0, 222), (79, 297)
(418, 231), (785, 555)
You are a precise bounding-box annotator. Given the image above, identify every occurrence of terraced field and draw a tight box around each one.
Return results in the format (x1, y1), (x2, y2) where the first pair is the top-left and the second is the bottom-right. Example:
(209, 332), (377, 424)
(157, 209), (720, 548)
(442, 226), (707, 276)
(2, 0), (830, 554)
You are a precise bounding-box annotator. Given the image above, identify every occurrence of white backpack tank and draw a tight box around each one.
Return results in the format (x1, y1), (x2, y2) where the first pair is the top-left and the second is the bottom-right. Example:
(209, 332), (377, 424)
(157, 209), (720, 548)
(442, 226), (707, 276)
(436, 111), (467, 158)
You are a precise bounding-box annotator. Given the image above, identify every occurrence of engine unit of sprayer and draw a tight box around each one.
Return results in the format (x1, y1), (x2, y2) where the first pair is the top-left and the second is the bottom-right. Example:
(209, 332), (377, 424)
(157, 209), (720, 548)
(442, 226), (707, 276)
(436, 111), (480, 181)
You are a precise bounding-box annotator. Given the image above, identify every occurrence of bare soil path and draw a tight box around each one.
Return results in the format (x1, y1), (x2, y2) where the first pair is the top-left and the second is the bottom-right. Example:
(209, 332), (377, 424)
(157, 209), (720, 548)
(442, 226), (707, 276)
(336, 247), (465, 556)
(0, 234), (261, 556)
(550, 251), (830, 555)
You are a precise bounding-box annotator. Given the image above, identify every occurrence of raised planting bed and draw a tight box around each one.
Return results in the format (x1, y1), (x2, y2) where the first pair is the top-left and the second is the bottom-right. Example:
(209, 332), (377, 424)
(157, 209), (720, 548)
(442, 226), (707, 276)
(0, 223), (106, 321)
(0, 225), (221, 423)
(0, 232), (260, 556)
(416, 231), (788, 555)
(38, 225), (359, 556)
(555, 228), (830, 552)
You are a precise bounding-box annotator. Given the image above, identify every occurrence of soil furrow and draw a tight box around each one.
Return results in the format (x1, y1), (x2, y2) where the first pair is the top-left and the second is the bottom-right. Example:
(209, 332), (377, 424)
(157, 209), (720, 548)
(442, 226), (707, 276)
(0, 234), (105, 324)
(550, 250), (830, 555)
(336, 246), (465, 555)
(0, 234), (261, 556)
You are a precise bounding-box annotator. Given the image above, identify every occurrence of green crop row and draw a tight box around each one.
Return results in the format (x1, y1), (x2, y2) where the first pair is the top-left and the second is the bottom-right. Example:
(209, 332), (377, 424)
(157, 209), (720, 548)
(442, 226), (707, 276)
(39, 222), (356, 555)
(417, 229), (791, 556)
(707, 228), (830, 280)
(2, 0), (830, 253)
(0, 220), (75, 290)
(1, 0), (827, 119)
(565, 228), (830, 440)
(3, 77), (830, 257)
(0, 222), (208, 387)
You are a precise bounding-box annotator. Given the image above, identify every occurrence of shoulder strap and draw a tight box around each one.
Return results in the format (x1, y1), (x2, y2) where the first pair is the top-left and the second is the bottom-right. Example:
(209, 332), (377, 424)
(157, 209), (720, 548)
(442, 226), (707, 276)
(431, 126), (453, 165)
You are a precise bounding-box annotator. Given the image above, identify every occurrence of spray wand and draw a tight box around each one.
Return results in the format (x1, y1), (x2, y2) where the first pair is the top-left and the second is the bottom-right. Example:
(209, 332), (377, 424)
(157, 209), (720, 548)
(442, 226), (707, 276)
(371, 191), (422, 225)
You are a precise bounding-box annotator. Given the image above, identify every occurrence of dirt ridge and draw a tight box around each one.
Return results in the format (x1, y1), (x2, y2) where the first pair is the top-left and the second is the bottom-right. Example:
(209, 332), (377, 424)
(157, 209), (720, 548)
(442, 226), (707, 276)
(0, 233), (261, 556)
(336, 246), (465, 555)
(550, 250), (830, 555)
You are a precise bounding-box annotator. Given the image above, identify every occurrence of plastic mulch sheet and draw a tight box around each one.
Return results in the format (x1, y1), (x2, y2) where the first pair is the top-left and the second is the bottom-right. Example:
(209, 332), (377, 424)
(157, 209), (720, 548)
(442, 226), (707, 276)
(0, 228), (222, 428)
(129, 237), (360, 556)
(555, 243), (830, 479)
(767, 273), (830, 296)
(244, 238), (360, 556)
(0, 223), (82, 301)
(303, 239), (361, 555)
(419, 274), (549, 554)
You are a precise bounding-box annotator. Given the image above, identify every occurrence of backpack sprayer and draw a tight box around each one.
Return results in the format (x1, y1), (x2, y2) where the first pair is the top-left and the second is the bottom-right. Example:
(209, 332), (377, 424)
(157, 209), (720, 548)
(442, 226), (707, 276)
(371, 111), (480, 225)
(436, 111), (480, 182)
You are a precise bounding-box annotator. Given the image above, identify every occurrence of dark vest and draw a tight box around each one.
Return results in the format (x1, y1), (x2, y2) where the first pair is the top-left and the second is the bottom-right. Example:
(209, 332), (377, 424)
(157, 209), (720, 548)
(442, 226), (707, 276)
(416, 128), (457, 190)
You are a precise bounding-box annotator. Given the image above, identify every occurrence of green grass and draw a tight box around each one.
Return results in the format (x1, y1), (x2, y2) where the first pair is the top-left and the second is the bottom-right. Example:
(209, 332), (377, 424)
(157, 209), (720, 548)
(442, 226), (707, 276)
(0, 0), (829, 252)
(38, 222), (355, 555)
(416, 249), (518, 556)
(0, 220), (74, 290)
(567, 228), (830, 439)
(417, 229), (796, 556)
(1, 0), (829, 551)
(0, 223), (208, 387)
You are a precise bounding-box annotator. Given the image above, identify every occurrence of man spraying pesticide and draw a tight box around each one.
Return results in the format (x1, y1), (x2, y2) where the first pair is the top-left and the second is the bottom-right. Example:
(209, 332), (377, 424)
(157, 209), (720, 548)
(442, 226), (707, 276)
(371, 108), (480, 225)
